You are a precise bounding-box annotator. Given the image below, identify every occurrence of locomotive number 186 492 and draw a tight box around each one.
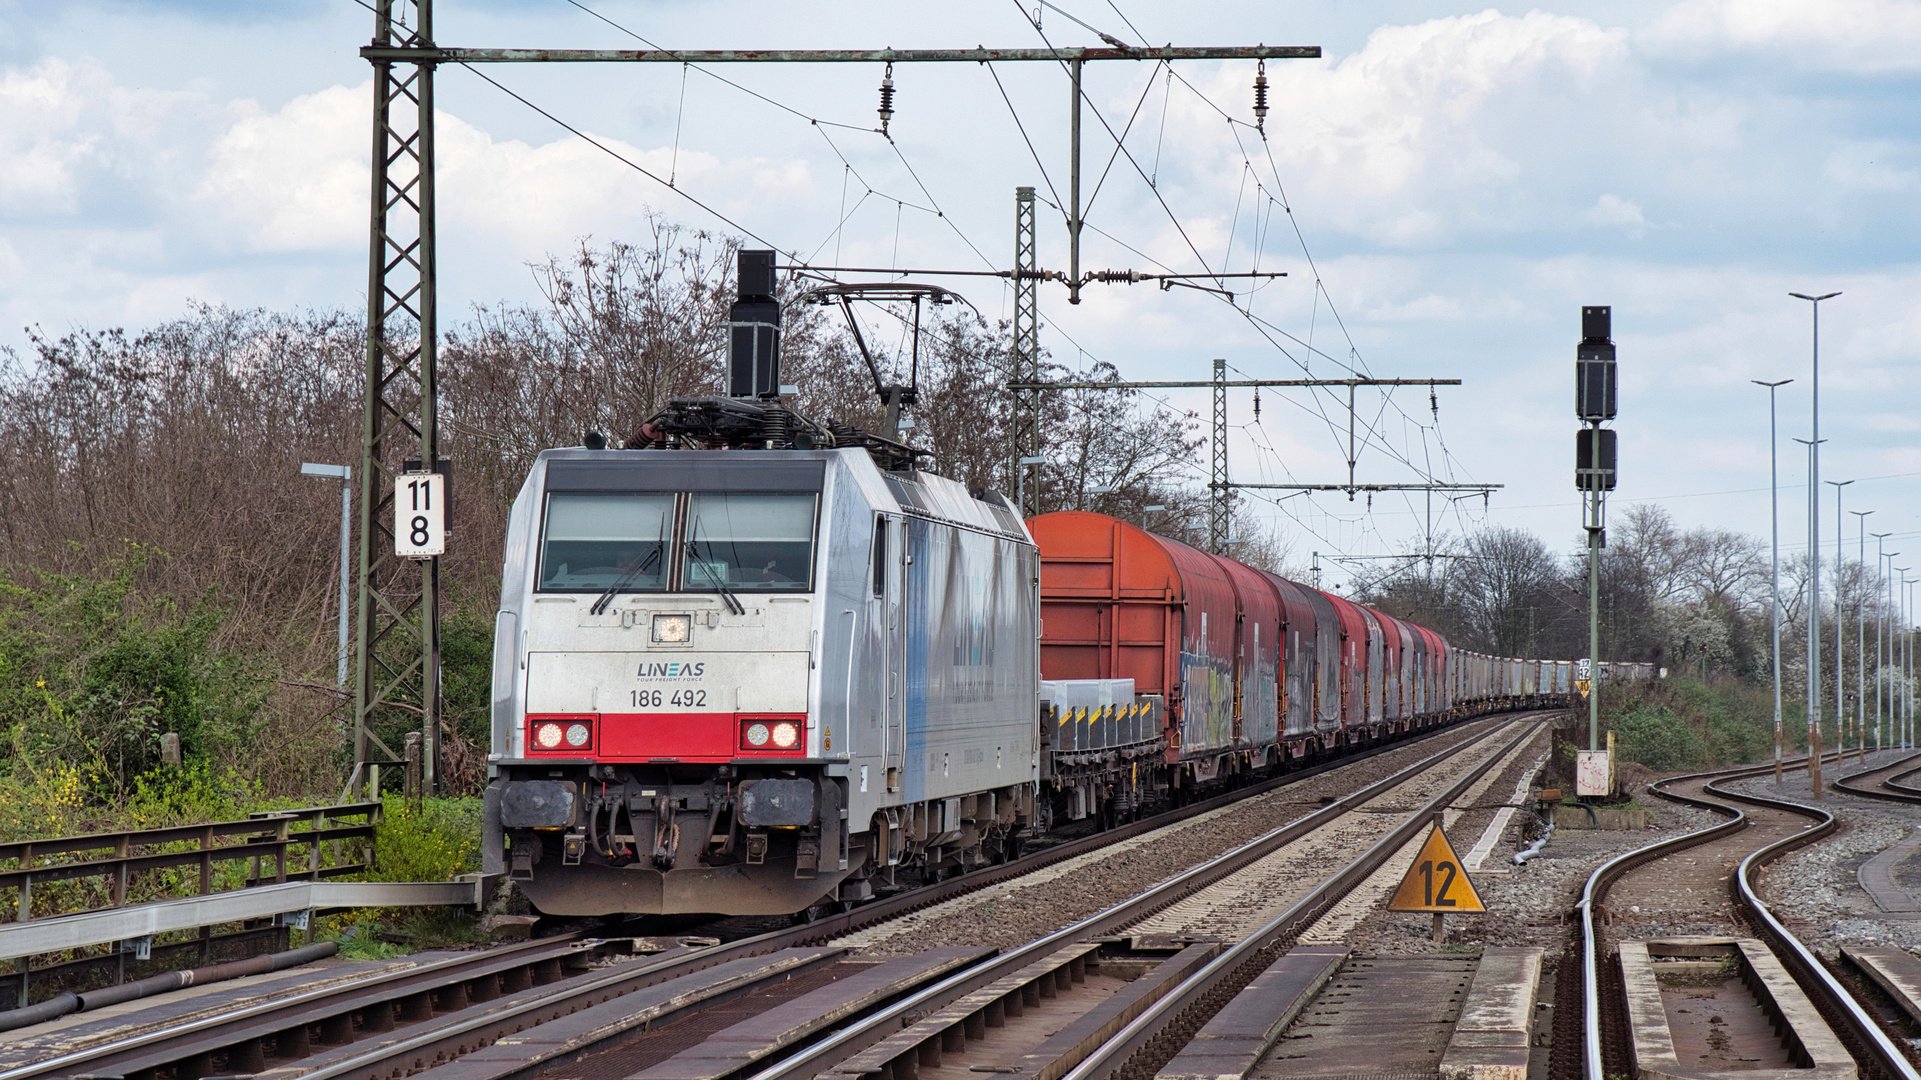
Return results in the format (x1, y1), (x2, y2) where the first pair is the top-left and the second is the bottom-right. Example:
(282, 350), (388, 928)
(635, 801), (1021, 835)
(629, 689), (709, 709)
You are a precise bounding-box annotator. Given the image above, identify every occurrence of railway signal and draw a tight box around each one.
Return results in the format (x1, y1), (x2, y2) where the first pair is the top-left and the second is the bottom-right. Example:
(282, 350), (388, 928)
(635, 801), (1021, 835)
(1576, 305), (1616, 758)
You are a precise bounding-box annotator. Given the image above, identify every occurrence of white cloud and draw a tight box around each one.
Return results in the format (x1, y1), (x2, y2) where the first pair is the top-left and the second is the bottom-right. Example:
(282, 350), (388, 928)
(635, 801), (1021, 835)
(1581, 194), (1647, 235)
(196, 84), (366, 252)
(0, 59), (104, 212)
(1643, 0), (1921, 73)
(1821, 140), (1921, 194)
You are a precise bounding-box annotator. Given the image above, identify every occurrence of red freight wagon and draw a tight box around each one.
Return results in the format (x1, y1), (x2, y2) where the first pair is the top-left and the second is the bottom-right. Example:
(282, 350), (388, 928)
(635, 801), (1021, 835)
(1262, 572), (1322, 742)
(1213, 554), (1282, 752)
(1356, 605), (1386, 726)
(1028, 512), (1238, 766)
(1324, 592), (1371, 733)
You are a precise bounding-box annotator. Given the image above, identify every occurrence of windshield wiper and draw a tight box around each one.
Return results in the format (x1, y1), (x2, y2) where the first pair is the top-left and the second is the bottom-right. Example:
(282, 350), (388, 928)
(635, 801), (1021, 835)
(590, 516), (666, 615)
(685, 518), (746, 616)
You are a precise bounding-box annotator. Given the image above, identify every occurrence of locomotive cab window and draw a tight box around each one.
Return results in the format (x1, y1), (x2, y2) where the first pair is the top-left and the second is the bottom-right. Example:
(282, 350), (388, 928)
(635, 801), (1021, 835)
(681, 492), (817, 591)
(537, 492), (674, 592)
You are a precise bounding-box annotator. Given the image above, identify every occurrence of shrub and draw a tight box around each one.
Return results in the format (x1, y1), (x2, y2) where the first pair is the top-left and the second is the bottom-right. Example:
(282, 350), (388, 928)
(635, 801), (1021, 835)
(370, 796), (482, 883)
(1609, 704), (1706, 772)
(0, 550), (271, 796)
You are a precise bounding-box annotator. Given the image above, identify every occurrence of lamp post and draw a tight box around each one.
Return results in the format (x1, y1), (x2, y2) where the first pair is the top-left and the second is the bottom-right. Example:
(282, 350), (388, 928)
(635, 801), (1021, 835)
(1850, 508), (1872, 762)
(1896, 567), (1914, 750)
(1754, 378), (1792, 782)
(1143, 504), (1166, 529)
(1897, 572), (1913, 749)
(1794, 437), (1825, 791)
(1827, 479), (1853, 765)
(1897, 570), (1914, 750)
(1790, 290), (1838, 791)
(1016, 455), (1046, 517)
(301, 462), (353, 687)
(1874, 537), (1894, 752)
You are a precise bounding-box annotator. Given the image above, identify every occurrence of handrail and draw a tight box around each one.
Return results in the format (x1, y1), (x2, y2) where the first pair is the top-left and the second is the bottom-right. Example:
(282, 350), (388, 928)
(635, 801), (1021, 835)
(0, 802), (380, 924)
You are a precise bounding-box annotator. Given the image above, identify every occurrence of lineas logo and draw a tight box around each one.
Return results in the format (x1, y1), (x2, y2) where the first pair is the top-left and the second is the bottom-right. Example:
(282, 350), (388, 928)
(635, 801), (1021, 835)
(637, 661), (706, 680)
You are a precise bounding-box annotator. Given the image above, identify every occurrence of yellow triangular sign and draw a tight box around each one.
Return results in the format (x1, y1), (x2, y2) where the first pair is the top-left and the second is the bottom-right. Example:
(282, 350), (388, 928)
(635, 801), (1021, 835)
(1386, 823), (1487, 913)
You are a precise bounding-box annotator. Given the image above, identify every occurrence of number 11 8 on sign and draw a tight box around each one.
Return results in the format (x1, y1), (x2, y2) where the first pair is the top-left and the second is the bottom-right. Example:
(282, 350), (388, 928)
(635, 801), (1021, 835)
(395, 472), (445, 559)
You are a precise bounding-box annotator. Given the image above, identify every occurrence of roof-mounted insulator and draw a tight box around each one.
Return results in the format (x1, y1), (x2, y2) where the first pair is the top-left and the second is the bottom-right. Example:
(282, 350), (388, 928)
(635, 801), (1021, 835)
(1252, 61), (1269, 134)
(878, 63), (896, 137)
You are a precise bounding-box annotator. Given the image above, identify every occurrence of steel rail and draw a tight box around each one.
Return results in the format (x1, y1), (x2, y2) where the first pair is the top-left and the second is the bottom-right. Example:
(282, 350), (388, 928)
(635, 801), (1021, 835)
(752, 713), (1552, 1080)
(1705, 772), (1921, 1080)
(0, 933), (594, 1080)
(1576, 751), (1919, 1080)
(1057, 717), (1548, 1080)
(2, 710), (1521, 1080)
(1832, 750), (1921, 802)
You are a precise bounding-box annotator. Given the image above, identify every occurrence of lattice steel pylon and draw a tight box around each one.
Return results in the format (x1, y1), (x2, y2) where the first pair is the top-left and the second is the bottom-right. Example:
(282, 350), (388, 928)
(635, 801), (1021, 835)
(1012, 186), (1041, 518)
(1209, 358), (1230, 553)
(354, 0), (441, 797)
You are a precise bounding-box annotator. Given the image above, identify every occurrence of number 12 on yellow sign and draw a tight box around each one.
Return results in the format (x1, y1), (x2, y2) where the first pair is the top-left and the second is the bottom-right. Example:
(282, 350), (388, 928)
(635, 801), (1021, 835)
(1387, 817), (1487, 943)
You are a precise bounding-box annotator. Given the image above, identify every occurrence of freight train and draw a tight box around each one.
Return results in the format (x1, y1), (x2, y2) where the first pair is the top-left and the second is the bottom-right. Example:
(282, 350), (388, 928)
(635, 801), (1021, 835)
(479, 252), (1652, 918)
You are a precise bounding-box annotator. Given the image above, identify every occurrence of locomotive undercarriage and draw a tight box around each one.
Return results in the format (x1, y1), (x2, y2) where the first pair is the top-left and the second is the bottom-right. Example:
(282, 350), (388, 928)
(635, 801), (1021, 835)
(492, 762), (1040, 916)
(493, 761), (858, 917)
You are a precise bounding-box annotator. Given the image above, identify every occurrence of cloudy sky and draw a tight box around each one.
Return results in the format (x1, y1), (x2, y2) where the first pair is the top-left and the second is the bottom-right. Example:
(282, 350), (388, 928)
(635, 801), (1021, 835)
(4, 0), (1918, 590)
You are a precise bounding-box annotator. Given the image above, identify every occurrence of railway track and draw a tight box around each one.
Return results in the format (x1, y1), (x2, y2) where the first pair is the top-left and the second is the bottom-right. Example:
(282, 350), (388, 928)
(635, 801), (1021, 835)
(3, 711), (1540, 1080)
(1574, 752), (1921, 1080)
(740, 712), (1551, 1080)
(1832, 749), (1921, 803)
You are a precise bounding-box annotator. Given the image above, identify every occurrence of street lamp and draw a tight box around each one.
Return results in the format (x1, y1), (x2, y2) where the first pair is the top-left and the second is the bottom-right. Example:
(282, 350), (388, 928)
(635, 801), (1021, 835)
(1850, 508), (1872, 762)
(1790, 289), (1839, 789)
(301, 462), (353, 687)
(1754, 377), (1792, 781)
(1143, 504), (1166, 529)
(1794, 437), (1825, 790)
(1898, 569), (1914, 749)
(1016, 455), (1046, 517)
(1873, 535), (1894, 751)
(1827, 479), (1853, 765)
(1905, 574), (1917, 749)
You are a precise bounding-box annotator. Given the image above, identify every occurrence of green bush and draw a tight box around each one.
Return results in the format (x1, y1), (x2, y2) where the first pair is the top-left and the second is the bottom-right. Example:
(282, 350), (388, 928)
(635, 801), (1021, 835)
(370, 796), (482, 883)
(1610, 704), (1706, 771)
(0, 549), (270, 796)
(1598, 675), (1786, 771)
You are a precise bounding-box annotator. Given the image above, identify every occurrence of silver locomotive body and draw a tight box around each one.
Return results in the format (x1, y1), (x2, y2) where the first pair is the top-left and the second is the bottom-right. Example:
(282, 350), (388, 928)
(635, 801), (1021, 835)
(483, 446), (1040, 916)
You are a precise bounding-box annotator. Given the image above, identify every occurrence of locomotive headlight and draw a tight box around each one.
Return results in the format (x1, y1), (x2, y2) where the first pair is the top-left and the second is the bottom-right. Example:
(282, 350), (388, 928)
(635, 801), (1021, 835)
(770, 721), (801, 749)
(743, 722), (771, 747)
(534, 722), (564, 749)
(652, 613), (693, 643)
(564, 722), (592, 748)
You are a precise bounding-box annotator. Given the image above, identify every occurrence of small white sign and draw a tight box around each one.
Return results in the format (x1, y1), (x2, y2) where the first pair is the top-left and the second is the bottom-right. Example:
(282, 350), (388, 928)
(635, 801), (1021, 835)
(1575, 657), (1592, 681)
(395, 472), (445, 559)
(1575, 749), (1611, 796)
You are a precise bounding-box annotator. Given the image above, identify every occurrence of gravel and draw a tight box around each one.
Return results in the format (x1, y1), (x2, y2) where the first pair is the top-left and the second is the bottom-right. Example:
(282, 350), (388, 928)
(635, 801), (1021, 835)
(1729, 750), (1921, 954)
(1346, 772), (1722, 954)
(835, 715), (1523, 955)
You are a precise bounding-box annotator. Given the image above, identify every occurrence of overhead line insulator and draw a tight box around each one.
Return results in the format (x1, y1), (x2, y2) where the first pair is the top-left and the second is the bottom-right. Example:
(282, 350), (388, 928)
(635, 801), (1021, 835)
(1252, 60), (1269, 134)
(877, 62), (896, 137)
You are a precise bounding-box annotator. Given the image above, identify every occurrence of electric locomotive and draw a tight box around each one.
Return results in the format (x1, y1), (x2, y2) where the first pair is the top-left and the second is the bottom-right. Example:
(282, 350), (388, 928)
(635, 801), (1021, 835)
(482, 253), (1040, 916)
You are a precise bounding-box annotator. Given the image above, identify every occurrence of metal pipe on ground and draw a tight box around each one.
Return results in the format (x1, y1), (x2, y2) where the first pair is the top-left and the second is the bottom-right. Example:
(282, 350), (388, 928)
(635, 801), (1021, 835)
(0, 941), (337, 1032)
